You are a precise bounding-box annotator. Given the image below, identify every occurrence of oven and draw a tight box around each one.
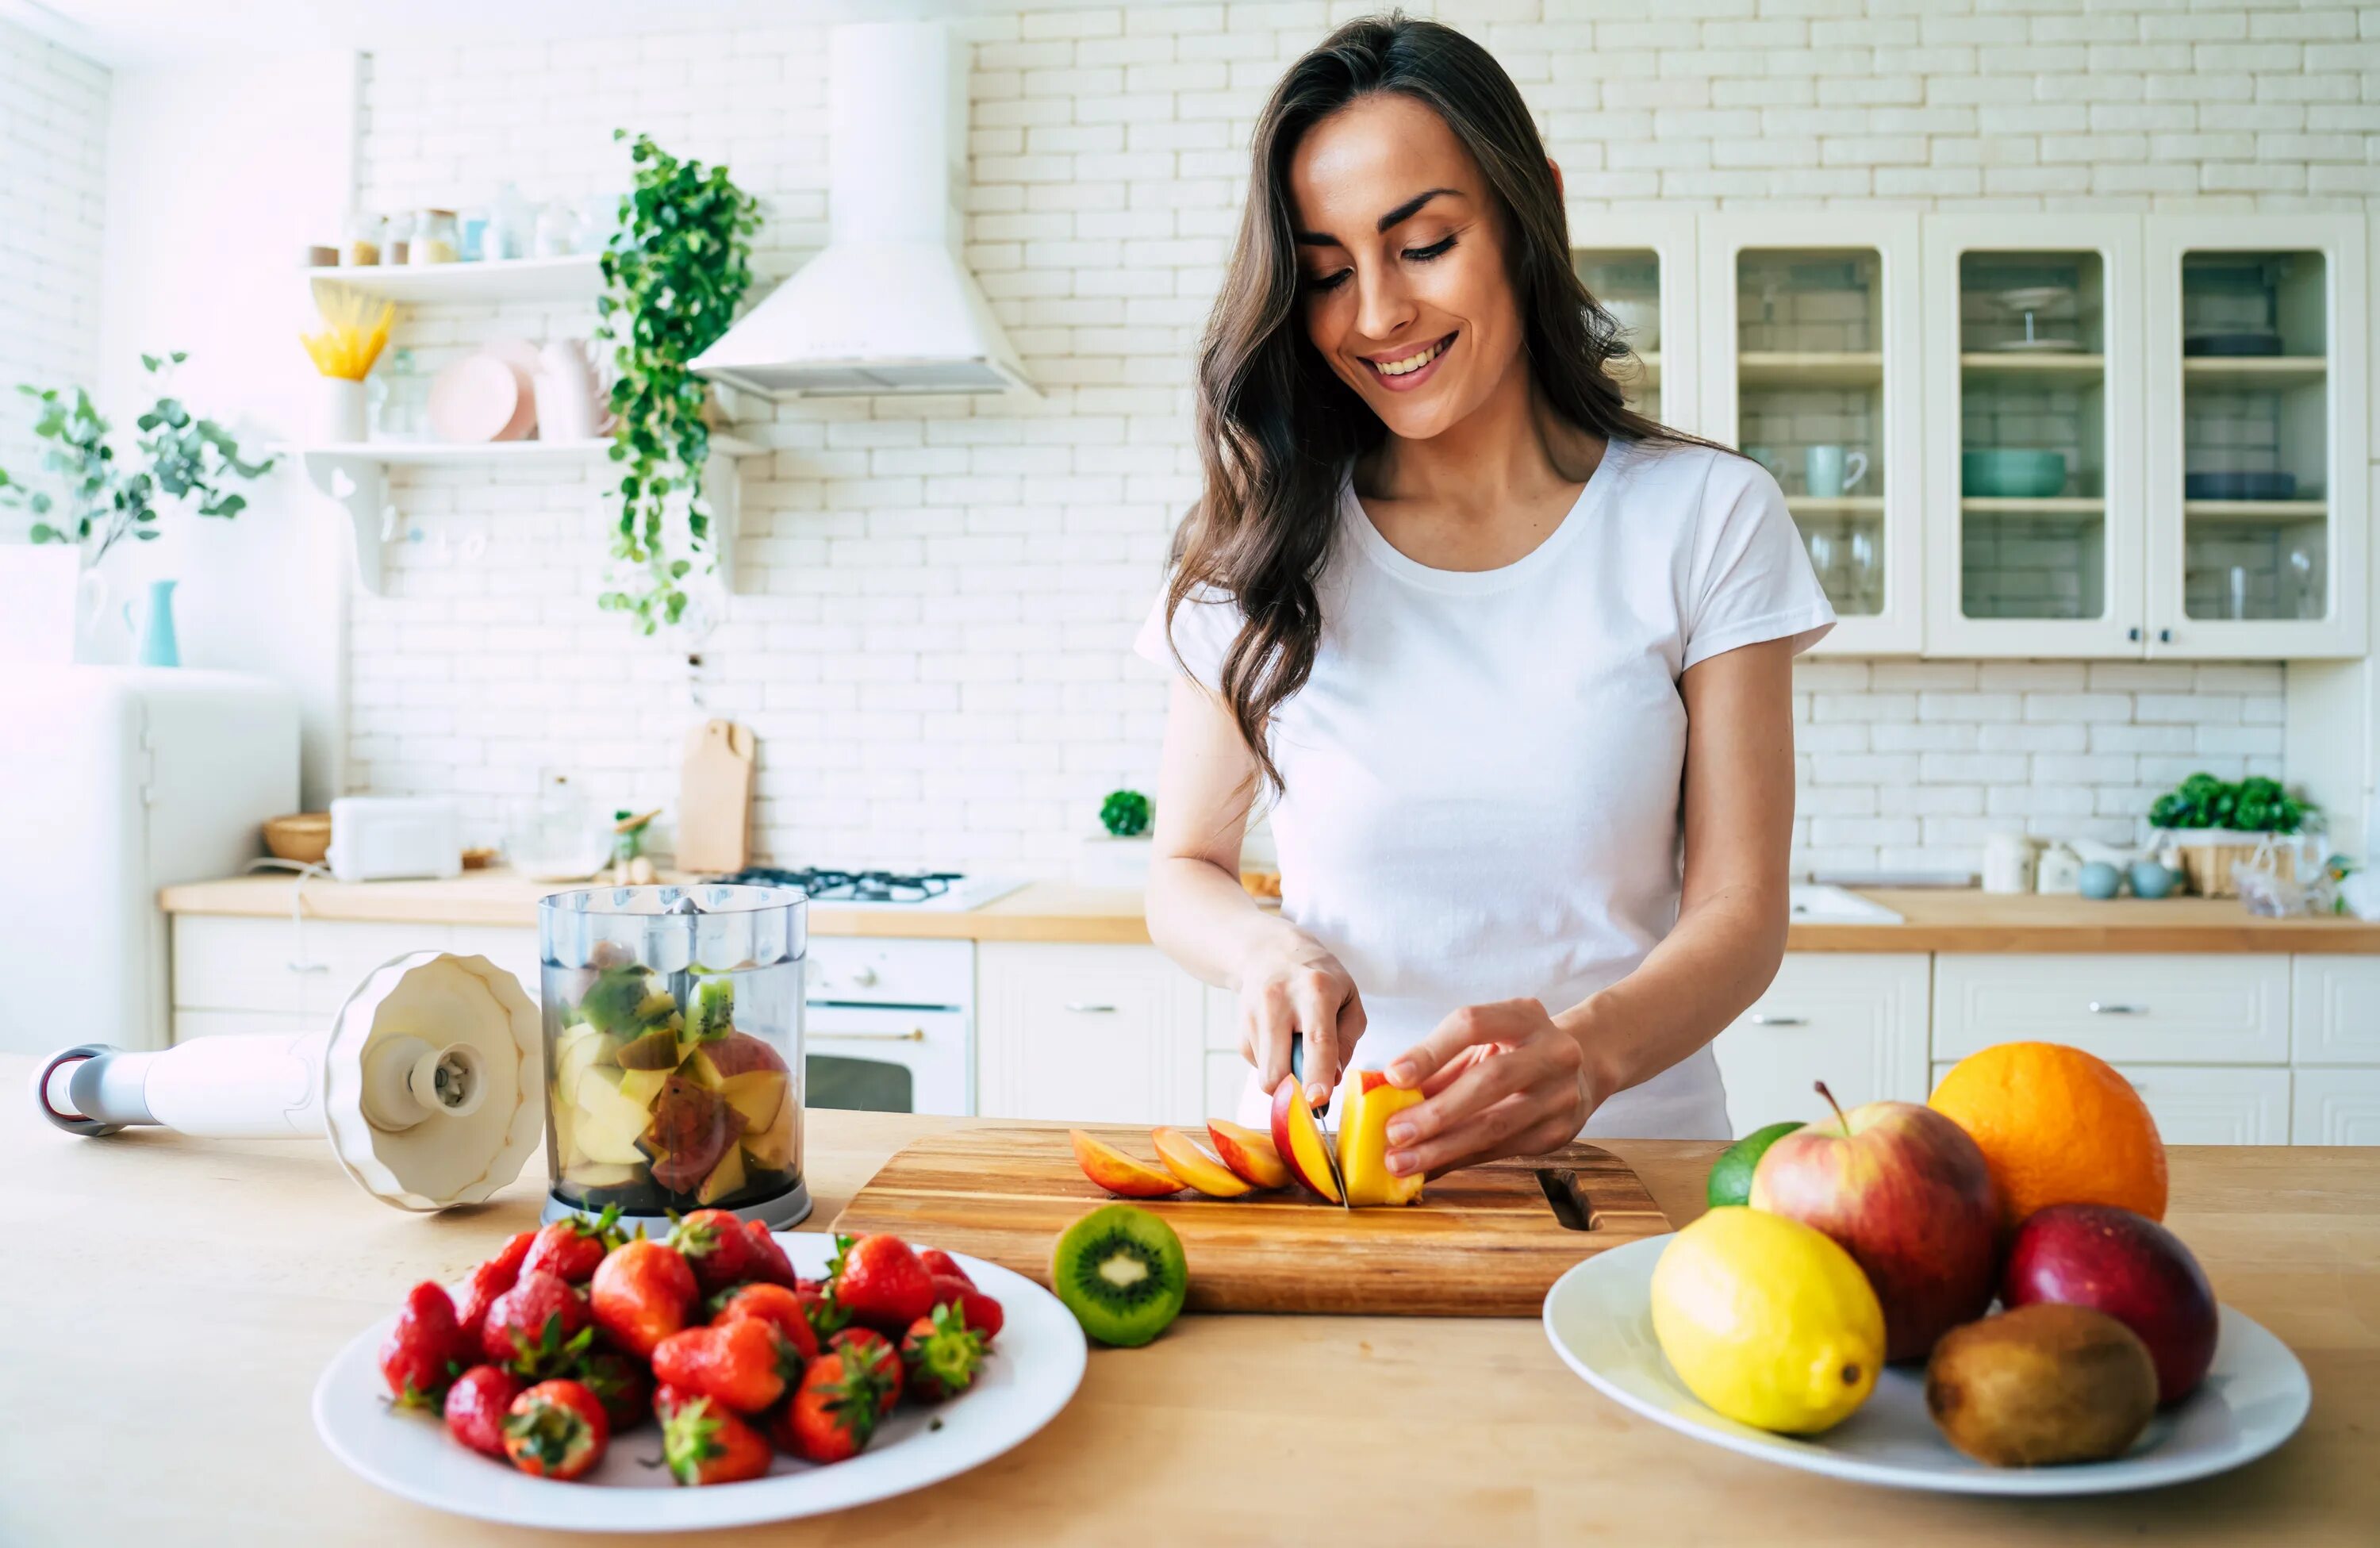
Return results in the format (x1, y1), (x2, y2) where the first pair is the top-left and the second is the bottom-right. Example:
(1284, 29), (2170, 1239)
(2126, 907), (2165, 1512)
(802, 935), (973, 1116)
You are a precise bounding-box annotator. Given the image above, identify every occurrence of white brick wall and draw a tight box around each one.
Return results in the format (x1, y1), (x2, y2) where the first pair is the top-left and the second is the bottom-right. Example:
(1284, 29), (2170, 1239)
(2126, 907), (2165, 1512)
(0, 20), (109, 530)
(346, 2), (2350, 878)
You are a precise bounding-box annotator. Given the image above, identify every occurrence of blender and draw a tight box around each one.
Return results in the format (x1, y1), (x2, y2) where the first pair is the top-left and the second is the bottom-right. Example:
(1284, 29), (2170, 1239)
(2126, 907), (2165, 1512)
(540, 883), (810, 1228)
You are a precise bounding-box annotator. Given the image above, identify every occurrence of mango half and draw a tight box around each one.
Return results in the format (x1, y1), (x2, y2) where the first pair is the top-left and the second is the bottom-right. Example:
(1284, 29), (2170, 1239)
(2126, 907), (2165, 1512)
(1336, 1071), (1423, 1207)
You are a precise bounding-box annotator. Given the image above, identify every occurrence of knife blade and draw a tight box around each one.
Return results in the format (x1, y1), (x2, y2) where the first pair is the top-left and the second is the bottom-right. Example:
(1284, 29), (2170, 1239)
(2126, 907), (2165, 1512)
(1290, 1032), (1352, 1210)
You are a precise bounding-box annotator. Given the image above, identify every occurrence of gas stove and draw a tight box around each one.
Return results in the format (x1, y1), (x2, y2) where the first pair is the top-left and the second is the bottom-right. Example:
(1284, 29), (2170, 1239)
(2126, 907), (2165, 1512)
(716, 866), (1027, 912)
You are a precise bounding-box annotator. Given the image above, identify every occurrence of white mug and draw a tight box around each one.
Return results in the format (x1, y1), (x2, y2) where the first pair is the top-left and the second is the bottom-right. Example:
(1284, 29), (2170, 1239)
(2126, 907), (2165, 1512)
(1805, 445), (1869, 498)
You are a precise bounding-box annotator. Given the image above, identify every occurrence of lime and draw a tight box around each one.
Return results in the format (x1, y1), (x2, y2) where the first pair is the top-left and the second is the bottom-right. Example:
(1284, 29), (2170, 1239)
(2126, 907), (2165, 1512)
(1706, 1120), (1803, 1208)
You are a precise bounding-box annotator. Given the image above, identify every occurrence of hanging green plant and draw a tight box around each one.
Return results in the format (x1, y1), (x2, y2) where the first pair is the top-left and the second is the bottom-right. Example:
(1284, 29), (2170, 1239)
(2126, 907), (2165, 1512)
(595, 129), (761, 633)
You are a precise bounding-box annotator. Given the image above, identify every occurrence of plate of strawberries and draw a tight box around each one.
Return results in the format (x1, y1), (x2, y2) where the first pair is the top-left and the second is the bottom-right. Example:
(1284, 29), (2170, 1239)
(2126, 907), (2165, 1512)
(314, 1212), (1087, 1531)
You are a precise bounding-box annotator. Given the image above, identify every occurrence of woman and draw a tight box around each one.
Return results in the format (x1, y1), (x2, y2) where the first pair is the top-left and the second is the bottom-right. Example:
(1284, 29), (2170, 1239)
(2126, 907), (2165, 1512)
(1134, 15), (1834, 1177)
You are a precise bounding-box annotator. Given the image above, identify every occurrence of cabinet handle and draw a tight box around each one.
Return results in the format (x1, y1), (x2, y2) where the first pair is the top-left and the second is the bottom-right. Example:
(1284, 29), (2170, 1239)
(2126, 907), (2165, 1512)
(1748, 1013), (1806, 1027)
(1065, 1002), (1118, 1014)
(2158, 628), (2172, 644)
(2087, 1001), (2145, 1015)
(286, 961), (330, 974)
(2128, 626), (2141, 642)
(815, 1028), (927, 1043)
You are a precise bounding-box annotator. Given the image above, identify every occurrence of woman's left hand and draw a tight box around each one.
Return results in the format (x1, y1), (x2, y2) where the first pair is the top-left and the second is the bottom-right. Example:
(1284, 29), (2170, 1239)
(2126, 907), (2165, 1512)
(1380, 998), (1598, 1178)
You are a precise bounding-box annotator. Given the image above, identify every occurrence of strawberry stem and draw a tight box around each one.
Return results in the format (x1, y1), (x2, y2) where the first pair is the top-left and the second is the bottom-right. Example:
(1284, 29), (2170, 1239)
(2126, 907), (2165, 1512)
(1813, 1080), (1851, 1137)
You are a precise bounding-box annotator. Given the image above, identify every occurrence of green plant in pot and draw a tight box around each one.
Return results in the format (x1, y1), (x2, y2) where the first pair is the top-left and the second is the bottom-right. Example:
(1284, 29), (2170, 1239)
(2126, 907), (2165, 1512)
(597, 130), (762, 633)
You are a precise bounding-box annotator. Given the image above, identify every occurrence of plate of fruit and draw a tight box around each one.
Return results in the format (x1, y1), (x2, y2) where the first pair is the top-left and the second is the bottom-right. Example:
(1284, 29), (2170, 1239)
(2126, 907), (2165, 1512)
(1544, 1044), (2312, 1495)
(314, 1217), (1086, 1531)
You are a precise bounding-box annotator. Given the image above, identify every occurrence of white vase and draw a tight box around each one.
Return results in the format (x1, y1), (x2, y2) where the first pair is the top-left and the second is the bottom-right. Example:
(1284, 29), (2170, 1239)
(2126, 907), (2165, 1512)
(311, 377), (367, 444)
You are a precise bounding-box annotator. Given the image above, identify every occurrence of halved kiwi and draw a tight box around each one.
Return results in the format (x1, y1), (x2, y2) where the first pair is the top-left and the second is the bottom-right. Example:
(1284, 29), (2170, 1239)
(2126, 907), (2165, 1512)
(1050, 1203), (1188, 1347)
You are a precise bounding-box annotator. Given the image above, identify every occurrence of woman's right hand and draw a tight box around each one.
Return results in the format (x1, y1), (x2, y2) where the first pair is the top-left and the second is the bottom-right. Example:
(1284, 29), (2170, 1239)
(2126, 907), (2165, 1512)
(1238, 938), (1367, 1108)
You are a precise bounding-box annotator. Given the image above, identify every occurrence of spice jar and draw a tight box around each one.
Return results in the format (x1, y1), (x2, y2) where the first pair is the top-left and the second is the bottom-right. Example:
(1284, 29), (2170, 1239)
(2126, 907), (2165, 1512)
(383, 209), (415, 267)
(410, 209), (460, 265)
(344, 211), (384, 267)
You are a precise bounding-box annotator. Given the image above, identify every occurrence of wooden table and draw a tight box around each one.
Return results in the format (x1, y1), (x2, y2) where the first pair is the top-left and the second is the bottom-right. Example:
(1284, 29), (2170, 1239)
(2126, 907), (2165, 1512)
(3, 1054), (2370, 1546)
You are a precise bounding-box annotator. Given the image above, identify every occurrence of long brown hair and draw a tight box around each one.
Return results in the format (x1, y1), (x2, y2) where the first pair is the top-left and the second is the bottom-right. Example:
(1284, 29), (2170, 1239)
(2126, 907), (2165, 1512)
(1166, 12), (1698, 793)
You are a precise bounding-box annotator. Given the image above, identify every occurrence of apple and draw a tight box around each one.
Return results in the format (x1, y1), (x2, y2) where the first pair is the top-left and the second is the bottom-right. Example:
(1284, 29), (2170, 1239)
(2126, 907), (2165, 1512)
(1150, 1126), (1253, 1198)
(1069, 1130), (1184, 1198)
(1337, 1071), (1423, 1207)
(2000, 1203), (2218, 1404)
(1268, 1076), (1342, 1204)
(1750, 1082), (2001, 1363)
(1207, 1119), (1291, 1189)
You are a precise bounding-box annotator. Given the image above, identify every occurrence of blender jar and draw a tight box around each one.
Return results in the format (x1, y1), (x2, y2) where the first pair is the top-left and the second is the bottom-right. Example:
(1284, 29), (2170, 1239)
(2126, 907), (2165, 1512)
(539, 884), (809, 1227)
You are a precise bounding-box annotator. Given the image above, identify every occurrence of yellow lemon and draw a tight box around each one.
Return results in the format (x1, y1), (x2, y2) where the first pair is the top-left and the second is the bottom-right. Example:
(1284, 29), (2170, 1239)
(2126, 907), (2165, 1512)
(1649, 1206), (1884, 1435)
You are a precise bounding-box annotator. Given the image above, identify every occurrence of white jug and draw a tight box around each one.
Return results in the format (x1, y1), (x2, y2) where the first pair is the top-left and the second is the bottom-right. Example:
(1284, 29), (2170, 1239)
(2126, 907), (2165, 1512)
(532, 337), (608, 442)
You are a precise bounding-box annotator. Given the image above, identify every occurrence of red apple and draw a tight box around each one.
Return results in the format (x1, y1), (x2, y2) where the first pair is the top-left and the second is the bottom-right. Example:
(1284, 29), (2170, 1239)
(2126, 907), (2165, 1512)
(1750, 1082), (2001, 1363)
(2000, 1203), (2218, 1404)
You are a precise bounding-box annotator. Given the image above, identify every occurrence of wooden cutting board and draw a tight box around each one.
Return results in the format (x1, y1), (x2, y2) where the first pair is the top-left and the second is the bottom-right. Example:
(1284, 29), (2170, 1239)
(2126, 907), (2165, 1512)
(828, 1124), (1672, 1317)
(676, 719), (754, 874)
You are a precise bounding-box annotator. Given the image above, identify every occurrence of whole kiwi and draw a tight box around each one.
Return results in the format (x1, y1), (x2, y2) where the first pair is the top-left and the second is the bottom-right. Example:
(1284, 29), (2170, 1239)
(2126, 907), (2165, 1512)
(1925, 1304), (2159, 1467)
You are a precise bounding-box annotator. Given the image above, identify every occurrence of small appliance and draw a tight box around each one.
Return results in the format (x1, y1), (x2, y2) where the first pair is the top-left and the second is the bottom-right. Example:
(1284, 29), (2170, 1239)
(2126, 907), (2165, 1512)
(327, 794), (463, 882)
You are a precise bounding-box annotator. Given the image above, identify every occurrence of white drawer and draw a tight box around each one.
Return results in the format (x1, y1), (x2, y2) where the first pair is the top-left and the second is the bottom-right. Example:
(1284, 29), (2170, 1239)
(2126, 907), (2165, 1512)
(297, 921), (458, 1016)
(173, 1009), (317, 1043)
(1931, 1061), (2290, 1146)
(2292, 957), (2380, 1064)
(1933, 954), (2290, 1066)
(171, 915), (314, 1016)
(976, 943), (1203, 1124)
(1714, 954), (1930, 1139)
(2292, 1067), (2380, 1144)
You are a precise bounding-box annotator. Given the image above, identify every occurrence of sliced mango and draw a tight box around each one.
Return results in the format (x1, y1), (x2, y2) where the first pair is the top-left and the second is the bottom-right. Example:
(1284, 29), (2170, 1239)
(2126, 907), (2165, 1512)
(1337, 1070), (1424, 1207)
(743, 1099), (796, 1173)
(697, 1144), (747, 1205)
(719, 1070), (785, 1135)
(617, 1066), (671, 1109)
(575, 1066), (652, 1166)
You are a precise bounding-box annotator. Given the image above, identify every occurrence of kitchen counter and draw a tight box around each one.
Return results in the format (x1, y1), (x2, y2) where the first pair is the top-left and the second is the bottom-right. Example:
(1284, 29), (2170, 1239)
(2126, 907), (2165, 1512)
(2, 1055), (2370, 1546)
(157, 870), (2380, 952)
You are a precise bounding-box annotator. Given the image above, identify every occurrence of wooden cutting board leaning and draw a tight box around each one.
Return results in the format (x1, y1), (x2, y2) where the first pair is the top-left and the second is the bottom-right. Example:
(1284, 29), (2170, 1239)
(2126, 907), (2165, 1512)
(676, 718), (755, 874)
(831, 1124), (1672, 1316)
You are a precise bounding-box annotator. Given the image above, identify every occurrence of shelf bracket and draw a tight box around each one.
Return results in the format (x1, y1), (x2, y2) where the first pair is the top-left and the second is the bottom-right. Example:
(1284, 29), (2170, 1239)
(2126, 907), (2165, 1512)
(298, 450), (392, 594)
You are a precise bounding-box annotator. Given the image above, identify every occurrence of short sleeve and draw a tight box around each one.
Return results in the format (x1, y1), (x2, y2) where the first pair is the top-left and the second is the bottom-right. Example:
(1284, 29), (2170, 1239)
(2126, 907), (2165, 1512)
(1680, 455), (1836, 671)
(1133, 580), (1244, 693)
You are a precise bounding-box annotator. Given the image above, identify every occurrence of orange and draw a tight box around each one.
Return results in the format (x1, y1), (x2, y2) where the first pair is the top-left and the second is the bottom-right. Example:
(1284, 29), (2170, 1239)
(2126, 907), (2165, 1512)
(1929, 1041), (2167, 1227)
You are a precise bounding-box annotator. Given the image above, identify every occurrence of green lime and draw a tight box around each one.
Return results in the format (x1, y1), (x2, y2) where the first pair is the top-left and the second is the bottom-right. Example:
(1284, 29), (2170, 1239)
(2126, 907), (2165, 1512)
(1706, 1120), (1805, 1208)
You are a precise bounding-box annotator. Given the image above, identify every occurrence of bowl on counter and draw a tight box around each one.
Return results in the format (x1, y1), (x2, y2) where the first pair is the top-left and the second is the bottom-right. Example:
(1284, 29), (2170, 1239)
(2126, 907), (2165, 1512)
(1961, 450), (2068, 499)
(263, 812), (332, 865)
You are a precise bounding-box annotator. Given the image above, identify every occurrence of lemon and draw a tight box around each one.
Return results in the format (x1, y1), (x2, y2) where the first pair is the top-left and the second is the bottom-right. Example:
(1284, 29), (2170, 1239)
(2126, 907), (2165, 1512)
(1649, 1207), (1884, 1435)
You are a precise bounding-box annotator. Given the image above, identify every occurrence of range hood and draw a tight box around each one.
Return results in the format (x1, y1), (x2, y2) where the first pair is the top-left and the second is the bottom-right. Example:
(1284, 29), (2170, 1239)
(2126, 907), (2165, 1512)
(692, 21), (1035, 400)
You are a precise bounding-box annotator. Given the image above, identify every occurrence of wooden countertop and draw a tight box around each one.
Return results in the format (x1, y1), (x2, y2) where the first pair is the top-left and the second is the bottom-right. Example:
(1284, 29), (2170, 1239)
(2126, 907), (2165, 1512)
(158, 870), (2380, 952)
(2, 1054), (2368, 1545)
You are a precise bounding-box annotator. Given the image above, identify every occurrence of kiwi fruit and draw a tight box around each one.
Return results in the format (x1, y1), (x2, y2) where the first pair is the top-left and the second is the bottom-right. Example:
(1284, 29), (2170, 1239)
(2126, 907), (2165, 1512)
(686, 974), (736, 1040)
(1926, 1303), (2159, 1467)
(1050, 1203), (1188, 1347)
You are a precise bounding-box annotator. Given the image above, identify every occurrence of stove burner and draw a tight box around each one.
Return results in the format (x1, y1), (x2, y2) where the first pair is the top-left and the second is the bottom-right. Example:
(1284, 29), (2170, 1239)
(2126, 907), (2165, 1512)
(720, 866), (966, 905)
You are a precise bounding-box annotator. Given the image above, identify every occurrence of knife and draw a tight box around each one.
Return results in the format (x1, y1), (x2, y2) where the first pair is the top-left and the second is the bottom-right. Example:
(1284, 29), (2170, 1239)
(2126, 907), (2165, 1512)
(1290, 1032), (1352, 1210)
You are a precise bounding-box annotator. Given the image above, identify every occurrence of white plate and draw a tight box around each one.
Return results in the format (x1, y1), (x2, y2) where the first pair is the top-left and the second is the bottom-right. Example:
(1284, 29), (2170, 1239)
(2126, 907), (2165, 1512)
(1543, 1234), (2310, 1496)
(315, 1234), (1086, 1532)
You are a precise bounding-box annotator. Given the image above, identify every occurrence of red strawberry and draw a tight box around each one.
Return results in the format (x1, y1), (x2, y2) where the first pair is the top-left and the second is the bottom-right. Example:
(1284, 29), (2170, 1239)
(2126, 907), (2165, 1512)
(481, 1270), (593, 1377)
(828, 1234), (935, 1334)
(658, 1390), (773, 1486)
(743, 1221), (797, 1289)
(797, 1284), (850, 1342)
(653, 1317), (802, 1415)
(829, 1327), (904, 1416)
(770, 1353), (889, 1465)
(380, 1281), (470, 1408)
(668, 1208), (757, 1296)
(589, 1238), (697, 1359)
(521, 1207), (624, 1285)
(443, 1365), (524, 1458)
(900, 1302), (988, 1401)
(571, 1347), (651, 1432)
(711, 1282), (821, 1362)
(457, 1231), (536, 1346)
(916, 1248), (971, 1286)
(795, 1275), (825, 1296)
(929, 1274), (1005, 1344)
(502, 1378), (609, 1481)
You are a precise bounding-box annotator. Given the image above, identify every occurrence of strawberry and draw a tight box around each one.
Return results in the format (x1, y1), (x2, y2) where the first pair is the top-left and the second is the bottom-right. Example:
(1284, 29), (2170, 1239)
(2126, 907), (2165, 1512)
(501, 1379), (609, 1481)
(929, 1274), (1005, 1344)
(900, 1302), (989, 1401)
(770, 1352), (889, 1464)
(668, 1208), (757, 1297)
(589, 1237), (697, 1359)
(743, 1221), (797, 1289)
(443, 1365), (523, 1459)
(481, 1270), (593, 1377)
(797, 1283), (851, 1342)
(828, 1234), (935, 1334)
(457, 1230), (536, 1346)
(916, 1248), (971, 1287)
(795, 1275), (826, 1296)
(658, 1390), (773, 1486)
(380, 1281), (470, 1408)
(711, 1283), (820, 1362)
(521, 1207), (624, 1285)
(829, 1327), (904, 1416)
(571, 1347), (651, 1432)
(652, 1317), (802, 1415)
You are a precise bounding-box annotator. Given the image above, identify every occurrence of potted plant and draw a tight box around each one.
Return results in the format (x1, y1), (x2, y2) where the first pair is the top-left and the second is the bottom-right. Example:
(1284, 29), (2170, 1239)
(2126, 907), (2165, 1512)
(2147, 773), (2317, 897)
(1078, 789), (1156, 885)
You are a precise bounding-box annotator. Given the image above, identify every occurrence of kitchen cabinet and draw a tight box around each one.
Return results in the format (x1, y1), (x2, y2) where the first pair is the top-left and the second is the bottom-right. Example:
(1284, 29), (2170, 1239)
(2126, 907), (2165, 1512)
(1929, 1061), (2292, 1147)
(1932, 953), (2292, 1066)
(2292, 956), (2380, 1064)
(1921, 214), (2146, 658)
(974, 943), (1205, 1125)
(167, 915), (542, 1036)
(2292, 1067), (2380, 1144)
(1572, 208), (1699, 429)
(1698, 211), (1925, 655)
(1710, 953), (1930, 1139)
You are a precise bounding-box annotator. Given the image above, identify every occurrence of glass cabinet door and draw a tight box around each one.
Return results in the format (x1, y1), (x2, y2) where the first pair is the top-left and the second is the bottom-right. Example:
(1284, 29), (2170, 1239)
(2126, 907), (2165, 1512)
(1574, 248), (1666, 420)
(1572, 213), (1698, 433)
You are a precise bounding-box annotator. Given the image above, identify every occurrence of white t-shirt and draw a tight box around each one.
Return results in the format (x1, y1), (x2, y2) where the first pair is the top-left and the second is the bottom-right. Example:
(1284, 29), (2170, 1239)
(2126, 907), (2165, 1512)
(1134, 437), (1834, 1141)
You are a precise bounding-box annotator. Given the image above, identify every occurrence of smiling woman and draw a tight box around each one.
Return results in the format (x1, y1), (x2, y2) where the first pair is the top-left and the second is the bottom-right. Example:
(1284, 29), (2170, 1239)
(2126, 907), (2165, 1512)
(1137, 15), (1836, 1170)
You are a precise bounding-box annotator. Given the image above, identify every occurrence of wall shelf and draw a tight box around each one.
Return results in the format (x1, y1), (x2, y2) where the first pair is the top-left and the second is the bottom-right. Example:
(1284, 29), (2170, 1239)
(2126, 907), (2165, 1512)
(2182, 499), (2329, 523)
(1961, 497), (2107, 514)
(1959, 351), (2106, 377)
(304, 254), (604, 307)
(1740, 351), (1884, 388)
(1786, 495), (1885, 517)
(2181, 355), (2327, 386)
